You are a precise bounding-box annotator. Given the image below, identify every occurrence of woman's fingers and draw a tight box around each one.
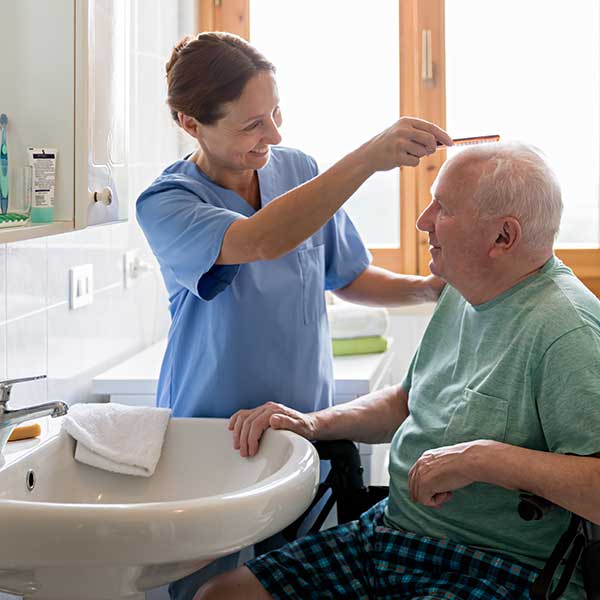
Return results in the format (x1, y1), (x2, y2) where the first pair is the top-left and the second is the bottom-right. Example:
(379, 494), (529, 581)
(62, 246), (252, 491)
(398, 152), (420, 168)
(368, 117), (451, 171)
(405, 117), (453, 147)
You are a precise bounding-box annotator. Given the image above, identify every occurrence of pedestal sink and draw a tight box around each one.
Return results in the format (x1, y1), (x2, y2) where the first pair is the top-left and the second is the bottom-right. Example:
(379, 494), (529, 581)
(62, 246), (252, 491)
(0, 418), (319, 600)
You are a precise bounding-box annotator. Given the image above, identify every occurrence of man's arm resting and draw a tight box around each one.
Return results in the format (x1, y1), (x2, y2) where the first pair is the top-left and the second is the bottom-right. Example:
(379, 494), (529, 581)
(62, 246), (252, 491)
(471, 442), (600, 525)
(311, 383), (409, 444)
(229, 383), (409, 457)
(410, 440), (600, 525)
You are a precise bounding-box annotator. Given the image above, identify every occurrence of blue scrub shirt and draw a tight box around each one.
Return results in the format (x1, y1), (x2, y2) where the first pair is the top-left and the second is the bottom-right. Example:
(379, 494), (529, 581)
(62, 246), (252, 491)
(137, 146), (371, 418)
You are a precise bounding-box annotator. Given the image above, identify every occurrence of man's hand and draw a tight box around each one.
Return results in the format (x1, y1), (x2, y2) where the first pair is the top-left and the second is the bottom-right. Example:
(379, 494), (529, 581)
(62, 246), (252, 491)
(229, 402), (317, 458)
(408, 441), (483, 508)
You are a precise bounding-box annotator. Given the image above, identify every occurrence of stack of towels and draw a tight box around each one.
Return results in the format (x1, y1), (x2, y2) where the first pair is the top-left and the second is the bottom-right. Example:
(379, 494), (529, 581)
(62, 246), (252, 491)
(327, 302), (389, 356)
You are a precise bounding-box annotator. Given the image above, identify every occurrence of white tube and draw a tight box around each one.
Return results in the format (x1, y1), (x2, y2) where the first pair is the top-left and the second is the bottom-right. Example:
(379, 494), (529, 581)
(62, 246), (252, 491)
(28, 147), (56, 223)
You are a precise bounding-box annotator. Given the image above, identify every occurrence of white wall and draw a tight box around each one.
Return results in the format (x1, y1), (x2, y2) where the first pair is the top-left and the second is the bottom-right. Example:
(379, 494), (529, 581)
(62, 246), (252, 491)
(0, 1), (194, 598)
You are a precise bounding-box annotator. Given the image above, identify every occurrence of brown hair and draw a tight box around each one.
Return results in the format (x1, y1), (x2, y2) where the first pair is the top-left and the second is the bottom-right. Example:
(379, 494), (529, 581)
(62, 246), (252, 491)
(166, 32), (276, 126)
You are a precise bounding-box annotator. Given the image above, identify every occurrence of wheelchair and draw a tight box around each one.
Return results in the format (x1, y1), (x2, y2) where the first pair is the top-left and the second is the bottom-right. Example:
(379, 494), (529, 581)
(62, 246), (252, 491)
(282, 440), (600, 600)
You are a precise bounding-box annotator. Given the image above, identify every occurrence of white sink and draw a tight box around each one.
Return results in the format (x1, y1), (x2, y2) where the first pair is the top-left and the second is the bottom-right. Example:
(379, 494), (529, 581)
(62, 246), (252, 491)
(0, 418), (319, 600)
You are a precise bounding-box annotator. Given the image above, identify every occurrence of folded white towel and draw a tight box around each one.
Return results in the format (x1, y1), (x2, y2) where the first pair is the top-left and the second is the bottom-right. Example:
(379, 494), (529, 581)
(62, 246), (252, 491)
(62, 402), (171, 477)
(327, 303), (389, 339)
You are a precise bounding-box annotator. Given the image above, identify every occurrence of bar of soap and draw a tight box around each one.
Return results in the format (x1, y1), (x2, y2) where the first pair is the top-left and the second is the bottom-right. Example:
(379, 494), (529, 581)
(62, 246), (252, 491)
(7, 423), (42, 442)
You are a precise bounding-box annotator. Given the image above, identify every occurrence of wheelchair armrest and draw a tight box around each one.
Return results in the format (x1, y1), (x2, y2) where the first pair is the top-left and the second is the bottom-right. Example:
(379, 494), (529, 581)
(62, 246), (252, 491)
(518, 493), (557, 521)
(518, 494), (600, 599)
(282, 440), (390, 541)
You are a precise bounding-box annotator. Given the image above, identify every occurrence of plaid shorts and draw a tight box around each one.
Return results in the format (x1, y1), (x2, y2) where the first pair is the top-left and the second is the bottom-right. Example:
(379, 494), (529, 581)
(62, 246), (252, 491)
(246, 499), (539, 599)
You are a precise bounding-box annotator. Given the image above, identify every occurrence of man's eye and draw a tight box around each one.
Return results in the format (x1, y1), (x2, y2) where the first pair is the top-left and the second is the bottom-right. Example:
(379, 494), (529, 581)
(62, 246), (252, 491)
(245, 121), (261, 131)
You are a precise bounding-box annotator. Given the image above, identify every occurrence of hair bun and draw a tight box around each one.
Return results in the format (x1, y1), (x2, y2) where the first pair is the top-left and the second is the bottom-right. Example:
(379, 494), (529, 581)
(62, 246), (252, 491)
(166, 34), (195, 77)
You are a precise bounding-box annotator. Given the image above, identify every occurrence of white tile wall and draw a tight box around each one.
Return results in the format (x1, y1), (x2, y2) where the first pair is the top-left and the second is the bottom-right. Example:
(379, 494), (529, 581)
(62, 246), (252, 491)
(0, 246), (5, 383)
(0, 2), (192, 598)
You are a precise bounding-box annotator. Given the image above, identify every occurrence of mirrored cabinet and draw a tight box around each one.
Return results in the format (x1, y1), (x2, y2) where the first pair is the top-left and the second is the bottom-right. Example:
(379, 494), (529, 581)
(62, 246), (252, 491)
(0, 0), (130, 243)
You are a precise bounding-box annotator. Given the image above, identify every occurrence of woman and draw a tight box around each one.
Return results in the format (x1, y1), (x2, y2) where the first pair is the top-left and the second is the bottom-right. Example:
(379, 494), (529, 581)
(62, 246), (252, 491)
(136, 31), (451, 600)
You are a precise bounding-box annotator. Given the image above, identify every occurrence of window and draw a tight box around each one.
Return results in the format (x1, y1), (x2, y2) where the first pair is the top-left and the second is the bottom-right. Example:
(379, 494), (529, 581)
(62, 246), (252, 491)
(250, 0), (400, 248)
(446, 0), (600, 247)
(198, 0), (600, 295)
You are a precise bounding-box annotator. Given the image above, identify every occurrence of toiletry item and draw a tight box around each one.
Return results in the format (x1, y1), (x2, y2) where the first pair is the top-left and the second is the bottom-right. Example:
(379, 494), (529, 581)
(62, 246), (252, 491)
(28, 147), (56, 223)
(0, 166), (32, 228)
(0, 114), (8, 214)
(7, 422), (42, 442)
(0, 213), (29, 229)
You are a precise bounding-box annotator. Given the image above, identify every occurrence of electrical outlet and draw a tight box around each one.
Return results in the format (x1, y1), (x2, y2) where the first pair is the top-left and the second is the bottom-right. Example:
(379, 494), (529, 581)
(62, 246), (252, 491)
(123, 249), (139, 288)
(69, 264), (94, 309)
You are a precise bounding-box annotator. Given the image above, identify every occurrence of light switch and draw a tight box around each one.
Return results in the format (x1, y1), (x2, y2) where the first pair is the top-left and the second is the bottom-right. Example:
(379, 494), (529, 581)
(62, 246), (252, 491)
(123, 249), (139, 288)
(69, 264), (94, 309)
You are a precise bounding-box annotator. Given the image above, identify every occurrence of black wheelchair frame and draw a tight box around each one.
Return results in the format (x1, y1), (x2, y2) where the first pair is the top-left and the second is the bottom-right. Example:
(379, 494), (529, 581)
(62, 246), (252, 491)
(283, 440), (600, 600)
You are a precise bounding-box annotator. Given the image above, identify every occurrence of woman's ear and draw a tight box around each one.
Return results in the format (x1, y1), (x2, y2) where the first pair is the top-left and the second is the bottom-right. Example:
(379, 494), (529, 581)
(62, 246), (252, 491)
(178, 113), (201, 138)
(489, 217), (522, 258)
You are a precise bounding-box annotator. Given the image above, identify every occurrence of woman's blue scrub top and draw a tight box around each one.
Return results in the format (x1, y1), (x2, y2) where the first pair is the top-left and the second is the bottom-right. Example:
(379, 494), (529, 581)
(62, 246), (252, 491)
(136, 146), (371, 418)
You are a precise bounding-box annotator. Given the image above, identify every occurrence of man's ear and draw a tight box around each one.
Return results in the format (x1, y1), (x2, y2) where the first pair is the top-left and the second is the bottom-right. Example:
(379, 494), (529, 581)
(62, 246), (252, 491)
(489, 217), (522, 258)
(178, 113), (201, 138)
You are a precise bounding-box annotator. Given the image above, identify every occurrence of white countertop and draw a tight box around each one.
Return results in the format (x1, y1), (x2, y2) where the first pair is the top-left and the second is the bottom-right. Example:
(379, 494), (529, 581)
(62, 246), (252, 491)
(93, 339), (394, 398)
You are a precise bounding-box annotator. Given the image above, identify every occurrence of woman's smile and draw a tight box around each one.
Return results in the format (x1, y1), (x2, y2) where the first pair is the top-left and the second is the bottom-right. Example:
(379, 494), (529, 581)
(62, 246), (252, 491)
(249, 147), (269, 156)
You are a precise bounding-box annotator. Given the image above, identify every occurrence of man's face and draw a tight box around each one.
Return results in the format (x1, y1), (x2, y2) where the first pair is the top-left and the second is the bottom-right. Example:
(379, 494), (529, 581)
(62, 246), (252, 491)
(416, 159), (497, 287)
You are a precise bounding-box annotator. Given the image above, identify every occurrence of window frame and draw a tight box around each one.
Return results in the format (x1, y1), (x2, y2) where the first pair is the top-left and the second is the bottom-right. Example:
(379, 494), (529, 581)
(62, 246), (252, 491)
(198, 0), (600, 296)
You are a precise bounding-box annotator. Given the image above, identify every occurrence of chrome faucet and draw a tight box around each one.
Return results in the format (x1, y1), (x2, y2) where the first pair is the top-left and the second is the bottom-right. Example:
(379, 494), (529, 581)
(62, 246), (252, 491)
(0, 375), (68, 454)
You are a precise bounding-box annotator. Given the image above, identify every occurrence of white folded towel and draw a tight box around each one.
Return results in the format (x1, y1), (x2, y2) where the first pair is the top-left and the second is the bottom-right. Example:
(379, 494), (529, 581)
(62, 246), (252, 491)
(62, 402), (171, 477)
(327, 303), (389, 339)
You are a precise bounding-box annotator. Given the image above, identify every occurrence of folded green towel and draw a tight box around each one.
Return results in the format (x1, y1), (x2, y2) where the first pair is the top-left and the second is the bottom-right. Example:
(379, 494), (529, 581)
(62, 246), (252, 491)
(332, 336), (388, 357)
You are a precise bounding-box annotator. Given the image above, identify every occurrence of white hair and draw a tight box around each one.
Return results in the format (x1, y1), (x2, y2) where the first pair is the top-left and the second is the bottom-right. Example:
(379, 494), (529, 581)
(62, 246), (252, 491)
(447, 141), (563, 249)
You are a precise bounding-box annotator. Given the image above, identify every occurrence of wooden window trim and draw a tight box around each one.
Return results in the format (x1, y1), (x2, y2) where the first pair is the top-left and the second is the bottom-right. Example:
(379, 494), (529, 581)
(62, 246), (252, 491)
(197, 0), (249, 39)
(200, 0), (600, 295)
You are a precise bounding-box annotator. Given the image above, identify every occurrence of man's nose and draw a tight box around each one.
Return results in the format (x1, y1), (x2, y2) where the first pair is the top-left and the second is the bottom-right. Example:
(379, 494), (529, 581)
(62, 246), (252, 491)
(416, 202), (435, 232)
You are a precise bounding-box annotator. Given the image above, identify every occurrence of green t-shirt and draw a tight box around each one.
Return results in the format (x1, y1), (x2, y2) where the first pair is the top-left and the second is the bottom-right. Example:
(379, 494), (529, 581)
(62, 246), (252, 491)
(385, 257), (600, 600)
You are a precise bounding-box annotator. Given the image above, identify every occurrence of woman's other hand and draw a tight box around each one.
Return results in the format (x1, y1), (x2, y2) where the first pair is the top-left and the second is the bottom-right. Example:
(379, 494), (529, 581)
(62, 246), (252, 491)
(365, 117), (453, 172)
(229, 402), (317, 457)
(424, 274), (446, 301)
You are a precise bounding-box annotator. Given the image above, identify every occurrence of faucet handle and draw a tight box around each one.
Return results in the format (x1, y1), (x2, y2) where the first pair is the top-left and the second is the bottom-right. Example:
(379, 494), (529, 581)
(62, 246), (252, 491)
(0, 375), (47, 405)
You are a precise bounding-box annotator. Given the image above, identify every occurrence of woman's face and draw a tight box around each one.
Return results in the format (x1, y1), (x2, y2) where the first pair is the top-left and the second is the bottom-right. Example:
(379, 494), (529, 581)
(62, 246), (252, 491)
(196, 71), (283, 173)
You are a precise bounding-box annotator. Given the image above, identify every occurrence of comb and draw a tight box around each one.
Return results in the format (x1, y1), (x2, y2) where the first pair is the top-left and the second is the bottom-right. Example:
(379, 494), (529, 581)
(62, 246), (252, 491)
(437, 135), (500, 148)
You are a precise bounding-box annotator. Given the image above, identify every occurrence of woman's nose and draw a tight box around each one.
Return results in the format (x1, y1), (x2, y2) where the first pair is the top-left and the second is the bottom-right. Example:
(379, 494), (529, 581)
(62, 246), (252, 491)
(264, 117), (282, 145)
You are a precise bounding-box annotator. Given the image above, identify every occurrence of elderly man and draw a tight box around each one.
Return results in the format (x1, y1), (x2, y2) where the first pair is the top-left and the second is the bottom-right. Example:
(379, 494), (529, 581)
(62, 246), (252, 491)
(195, 143), (600, 600)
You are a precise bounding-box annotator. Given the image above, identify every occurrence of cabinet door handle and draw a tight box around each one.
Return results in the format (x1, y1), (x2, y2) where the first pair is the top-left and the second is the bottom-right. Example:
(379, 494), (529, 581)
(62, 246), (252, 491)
(421, 29), (434, 81)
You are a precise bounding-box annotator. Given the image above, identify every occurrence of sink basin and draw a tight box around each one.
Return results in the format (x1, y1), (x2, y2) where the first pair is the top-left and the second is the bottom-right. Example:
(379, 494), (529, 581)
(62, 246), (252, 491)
(0, 418), (319, 600)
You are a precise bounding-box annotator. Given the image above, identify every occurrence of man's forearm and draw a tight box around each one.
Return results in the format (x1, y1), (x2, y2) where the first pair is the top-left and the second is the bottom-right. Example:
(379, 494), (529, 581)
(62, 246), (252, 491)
(311, 383), (409, 444)
(471, 441), (600, 525)
(334, 265), (442, 306)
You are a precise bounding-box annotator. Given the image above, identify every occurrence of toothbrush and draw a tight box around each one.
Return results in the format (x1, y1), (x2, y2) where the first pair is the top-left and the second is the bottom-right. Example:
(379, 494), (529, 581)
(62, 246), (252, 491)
(0, 114), (8, 215)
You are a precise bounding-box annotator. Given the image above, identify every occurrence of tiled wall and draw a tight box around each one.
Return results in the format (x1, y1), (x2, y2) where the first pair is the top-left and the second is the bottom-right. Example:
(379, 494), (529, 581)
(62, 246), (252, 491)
(0, 1), (195, 413)
(0, 3), (193, 595)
